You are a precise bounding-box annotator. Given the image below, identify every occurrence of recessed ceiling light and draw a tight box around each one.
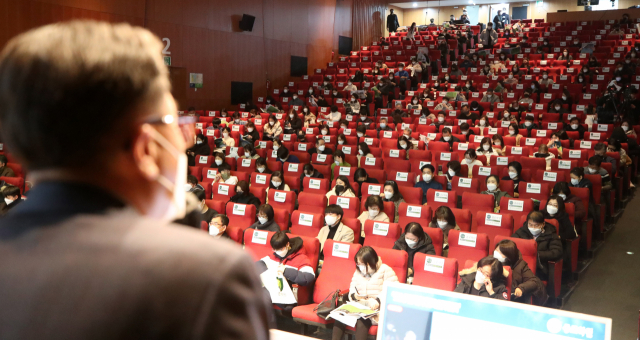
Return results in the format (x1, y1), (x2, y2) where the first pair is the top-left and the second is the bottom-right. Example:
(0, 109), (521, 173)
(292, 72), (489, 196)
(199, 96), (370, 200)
(413, 2), (418, 7)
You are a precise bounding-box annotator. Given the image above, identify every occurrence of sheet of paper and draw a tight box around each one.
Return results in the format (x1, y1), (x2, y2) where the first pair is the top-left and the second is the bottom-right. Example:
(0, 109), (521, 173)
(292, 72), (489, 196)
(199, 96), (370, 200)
(259, 257), (297, 305)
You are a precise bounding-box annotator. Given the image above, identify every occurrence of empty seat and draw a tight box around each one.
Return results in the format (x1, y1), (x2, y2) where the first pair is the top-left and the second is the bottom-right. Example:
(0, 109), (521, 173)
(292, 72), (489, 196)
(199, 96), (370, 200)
(363, 220), (402, 249)
(290, 211), (325, 238)
(413, 254), (458, 291)
(447, 230), (489, 266)
(225, 203), (257, 243)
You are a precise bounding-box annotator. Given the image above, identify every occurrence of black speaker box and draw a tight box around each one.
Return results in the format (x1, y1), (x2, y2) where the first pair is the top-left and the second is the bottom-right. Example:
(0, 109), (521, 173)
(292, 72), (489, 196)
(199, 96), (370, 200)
(231, 82), (252, 105)
(239, 14), (256, 31)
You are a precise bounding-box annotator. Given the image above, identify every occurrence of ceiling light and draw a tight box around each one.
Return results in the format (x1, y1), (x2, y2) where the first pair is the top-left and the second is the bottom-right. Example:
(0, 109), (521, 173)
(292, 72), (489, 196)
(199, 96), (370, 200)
(413, 2), (418, 7)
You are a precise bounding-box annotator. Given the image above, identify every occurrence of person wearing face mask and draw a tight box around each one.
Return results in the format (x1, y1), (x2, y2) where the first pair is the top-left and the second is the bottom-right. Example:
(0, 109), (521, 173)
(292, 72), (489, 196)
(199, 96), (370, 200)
(239, 144), (260, 160)
(444, 160), (462, 190)
(457, 105), (478, 122)
(321, 76), (333, 91)
(0, 22), (271, 338)
(393, 223), (436, 278)
(186, 175), (205, 193)
(414, 164), (443, 204)
(504, 71), (518, 85)
(463, 149), (483, 177)
(317, 205), (354, 251)
(319, 105), (342, 123)
(557, 48), (573, 62)
(332, 246), (398, 340)
(213, 163), (239, 185)
(241, 121), (260, 147)
(344, 94), (361, 115)
(396, 136), (413, 156)
(256, 231), (315, 313)
(480, 175), (511, 209)
(283, 108), (302, 134)
(356, 111), (374, 128)
(439, 127), (460, 150)
(507, 123), (523, 146)
(208, 214), (229, 239)
(593, 142), (617, 176)
(248, 204), (281, 232)
(502, 161), (522, 197)
(265, 171), (291, 203)
(553, 182), (586, 223)
(480, 22), (498, 48)
(209, 151), (227, 170)
(512, 211), (563, 280)
(262, 115), (282, 141)
(480, 64), (493, 77)
(379, 181), (405, 222)
(519, 115), (538, 137)
(459, 122), (475, 139)
(357, 195), (390, 237)
(356, 143), (375, 168)
(394, 63), (410, 93)
(186, 133), (211, 166)
(480, 89), (500, 104)
(193, 189), (217, 224)
(308, 138), (333, 156)
(216, 127), (235, 151)
(299, 163), (324, 189)
(315, 94), (329, 107)
(0, 185), (22, 215)
(455, 255), (508, 300)
(302, 106), (316, 127)
(491, 240), (547, 304)
(344, 80), (358, 93)
(476, 137), (499, 164)
(542, 195), (577, 241)
(490, 135), (505, 155)
(585, 156), (612, 190)
(429, 206), (461, 256)
(376, 117), (393, 132)
(434, 98), (453, 111)
(253, 157), (271, 174)
(264, 96), (281, 113)
(533, 144), (554, 170)
(406, 95), (422, 110)
(326, 175), (356, 202)
(565, 117), (586, 139)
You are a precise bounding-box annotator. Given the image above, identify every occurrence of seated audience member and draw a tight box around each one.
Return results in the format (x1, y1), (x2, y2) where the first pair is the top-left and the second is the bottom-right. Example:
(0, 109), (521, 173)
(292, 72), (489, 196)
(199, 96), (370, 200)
(542, 195), (578, 241)
(429, 206), (460, 256)
(356, 143), (374, 167)
(502, 161), (522, 197)
(263, 115), (283, 141)
(440, 127), (460, 150)
(255, 157), (272, 174)
(187, 134), (211, 166)
(393, 222), (436, 277)
(248, 204), (281, 232)
(532, 144), (554, 170)
(491, 135), (506, 155)
(214, 163), (238, 185)
(308, 138), (333, 156)
(455, 256), (508, 300)
(553, 182), (586, 223)
(218, 127), (235, 150)
(208, 214), (229, 239)
(332, 246), (398, 340)
(507, 123), (523, 146)
(565, 116), (586, 139)
(585, 156), (612, 190)
(594, 142), (617, 177)
(330, 150), (350, 180)
(445, 160), (462, 190)
(520, 115), (537, 136)
(240, 144), (260, 160)
(477, 137), (500, 165)
(463, 149), (483, 177)
(265, 171), (291, 202)
(354, 168), (379, 191)
(414, 164), (443, 204)
(229, 180), (261, 209)
(357, 195), (390, 237)
(493, 240), (547, 305)
(0, 155), (14, 177)
(317, 204), (355, 251)
(512, 211), (563, 280)
(480, 175), (511, 209)
(381, 181), (405, 223)
(256, 231), (315, 313)
(186, 175), (205, 192)
(277, 147), (300, 164)
(300, 164), (324, 187)
(194, 189), (216, 224)
(0, 185), (21, 215)
(326, 175), (356, 201)
(242, 122), (260, 147)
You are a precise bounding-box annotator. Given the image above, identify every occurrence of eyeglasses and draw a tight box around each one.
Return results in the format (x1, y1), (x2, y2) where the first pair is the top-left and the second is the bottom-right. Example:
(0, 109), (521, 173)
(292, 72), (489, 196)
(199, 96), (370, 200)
(144, 114), (197, 145)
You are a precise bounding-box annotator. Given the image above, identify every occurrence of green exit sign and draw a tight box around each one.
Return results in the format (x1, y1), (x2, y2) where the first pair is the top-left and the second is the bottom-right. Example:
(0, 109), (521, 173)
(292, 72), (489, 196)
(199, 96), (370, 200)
(163, 56), (171, 66)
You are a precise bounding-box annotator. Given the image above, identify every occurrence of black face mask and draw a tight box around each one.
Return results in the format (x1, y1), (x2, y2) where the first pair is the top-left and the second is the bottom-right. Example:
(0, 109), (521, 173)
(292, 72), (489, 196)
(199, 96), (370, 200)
(335, 185), (345, 195)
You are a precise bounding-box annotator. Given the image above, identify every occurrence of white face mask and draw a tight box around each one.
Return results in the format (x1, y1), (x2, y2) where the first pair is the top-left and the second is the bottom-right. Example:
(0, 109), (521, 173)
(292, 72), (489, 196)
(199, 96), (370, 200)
(413, 100), (418, 104)
(571, 178), (579, 185)
(448, 169), (456, 177)
(437, 220), (448, 229)
(509, 130), (515, 136)
(405, 239), (418, 248)
(338, 140), (345, 145)
(504, 112), (510, 118)
(384, 191), (393, 199)
(483, 144), (491, 151)
(358, 149), (364, 155)
(475, 270), (486, 284)
(258, 216), (268, 224)
(269, 121), (275, 126)
(508, 74), (513, 79)
(493, 250), (506, 263)
(571, 124), (578, 129)
(303, 108), (308, 113)
(380, 123), (386, 128)
(322, 130), (328, 135)
(318, 145), (325, 152)
(531, 85), (535, 89)
(438, 117), (445, 122)
(443, 136), (451, 141)
(272, 180), (281, 187)
(360, 116), (366, 121)
(357, 265), (367, 273)
(357, 132), (364, 137)
(325, 215), (337, 226)
(508, 171), (517, 179)
(622, 125), (629, 132)
(196, 140), (203, 145)
(400, 143), (407, 149)
(222, 132), (229, 137)
(209, 225), (221, 236)
(547, 205), (558, 215)
(529, 227), (542, 236)
(479, 120), (486, 126)
(257, 167), (265, 173)
(244, 152), (251, 158)
(275, 248), (288, 258)
(4, 198), (13, 205)
(445, 76), (450, 80)
(525, 121), (532, 127)
(465, 158), (473, 164)
(147, 128), (187, 221)
(247, 127), (254, 132)
(368, 209), (379, 218)
(543, 75), (548, 79)
(423, 174), (432, 182)
(290, 114), (295, 118)
(558, 193), (567, 200)
(487, 183), (497, 191)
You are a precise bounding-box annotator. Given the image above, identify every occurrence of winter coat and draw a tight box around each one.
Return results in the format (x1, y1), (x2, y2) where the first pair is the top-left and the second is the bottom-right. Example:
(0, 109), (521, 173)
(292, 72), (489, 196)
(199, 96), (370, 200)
(480, 190), (511, 208)
(264, 121), (283, 138)
(228, 192), (261, 210)
(512, 222), (563, 276)
(348, 257), (398, 321)
(317, 222), (354, 251)
(357, 211), (390, 237)
(392, 233), (436, 270)
(541, 208), (578, 241)
(248, 219), (281, 232)
(260, 237), (316, 288)
(454, 269), (508, 300)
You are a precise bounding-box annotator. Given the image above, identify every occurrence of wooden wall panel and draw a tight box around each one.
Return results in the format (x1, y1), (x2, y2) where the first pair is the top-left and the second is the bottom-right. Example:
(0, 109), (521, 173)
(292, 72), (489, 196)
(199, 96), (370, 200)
(0, 0), (351, 109)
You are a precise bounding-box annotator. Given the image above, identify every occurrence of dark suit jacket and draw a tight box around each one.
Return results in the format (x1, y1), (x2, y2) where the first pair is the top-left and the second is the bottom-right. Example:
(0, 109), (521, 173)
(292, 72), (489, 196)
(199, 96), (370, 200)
(0, 166), (15, 178)
(0, 182), (271, 340)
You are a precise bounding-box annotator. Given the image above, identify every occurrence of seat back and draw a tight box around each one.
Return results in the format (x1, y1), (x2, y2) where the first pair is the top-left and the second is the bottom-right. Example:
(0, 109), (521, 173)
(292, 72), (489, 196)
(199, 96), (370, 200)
(363, 220), (402, 249)
(225, 203), (257, 243)
(372, 247), (409, 283)
(302, 177), (331, 195)
(413, 254), (458, 291)
(461, 192), (495, 230)
(494, 235), (538, 275)
(290, 211), (325, 237)
(329, 195), (361, 219)
(499, 197), (534, 226)
(314, 240), (361, 303)
(426, 189), (457, 210)
(342, 218), (363, 245)
(518, 182), (551, 201)
(250, 172), (272, 188)
(451, 176), (480, 197)
(423, 227), (444, 256)
(397, 186), (423, 205)
(397, 202), (433, 227)
(298, 192), (328, 214)
(447, 230), (490, 266)
(268, 189), (297, 214)
(212, 183), (236, 202)
(475, 211), (515, 250)
(450, 207), (472, 232)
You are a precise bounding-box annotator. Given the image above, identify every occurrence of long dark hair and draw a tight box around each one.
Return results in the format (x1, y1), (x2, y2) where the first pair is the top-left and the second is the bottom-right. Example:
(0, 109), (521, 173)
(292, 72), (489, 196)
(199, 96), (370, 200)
(496, 239), (519, 266)
(383, 180), (404, 201)
(355, 246), (378, 273)
(335, 175), (355, 195)
(431, 206), (456, 226)
(404, 222), (426, 243)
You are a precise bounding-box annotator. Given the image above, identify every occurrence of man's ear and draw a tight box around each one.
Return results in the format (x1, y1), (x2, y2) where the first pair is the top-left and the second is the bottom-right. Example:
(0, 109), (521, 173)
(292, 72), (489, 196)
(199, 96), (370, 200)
(133, 125), (161, 181)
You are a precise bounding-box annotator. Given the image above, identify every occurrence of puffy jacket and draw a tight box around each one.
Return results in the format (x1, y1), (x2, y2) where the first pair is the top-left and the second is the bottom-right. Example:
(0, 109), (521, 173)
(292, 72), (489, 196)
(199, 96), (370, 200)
(261, 237), (316, 287)
(510, 255), (548, 306)
(512, 222), (563, 275)
(454, 268), (508, 300)
(541, 209), (578, 241)
(348, 257), (398, 308)
(228, 193), (261, 210)
(392, 233), (436, 271)
(248, 219), (280, 232)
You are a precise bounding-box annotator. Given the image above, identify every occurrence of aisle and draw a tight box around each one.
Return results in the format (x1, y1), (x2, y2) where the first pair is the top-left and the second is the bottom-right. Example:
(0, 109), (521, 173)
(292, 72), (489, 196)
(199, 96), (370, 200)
(564, 192), (640, 340)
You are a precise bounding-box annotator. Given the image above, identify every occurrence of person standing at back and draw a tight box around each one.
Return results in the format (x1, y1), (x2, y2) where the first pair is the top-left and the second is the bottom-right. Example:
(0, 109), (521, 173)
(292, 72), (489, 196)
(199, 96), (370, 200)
(0, 21), (270, 339)
(387, 9), (400, 34)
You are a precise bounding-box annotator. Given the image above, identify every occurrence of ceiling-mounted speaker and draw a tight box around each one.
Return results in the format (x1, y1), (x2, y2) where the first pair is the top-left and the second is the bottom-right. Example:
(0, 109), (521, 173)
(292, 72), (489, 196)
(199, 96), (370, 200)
(239, 14), (256, 32)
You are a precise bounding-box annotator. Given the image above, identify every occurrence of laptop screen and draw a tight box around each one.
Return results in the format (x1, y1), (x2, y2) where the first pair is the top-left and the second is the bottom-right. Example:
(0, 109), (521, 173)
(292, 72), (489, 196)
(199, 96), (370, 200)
(378, 283), (611, 340)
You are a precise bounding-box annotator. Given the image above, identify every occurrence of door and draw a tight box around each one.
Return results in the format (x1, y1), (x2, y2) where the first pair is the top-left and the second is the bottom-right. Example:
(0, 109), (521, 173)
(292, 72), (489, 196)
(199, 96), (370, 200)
(465, 6), (480, 26)
(512, 6), (528, 20)
(169, 67), (187, 110)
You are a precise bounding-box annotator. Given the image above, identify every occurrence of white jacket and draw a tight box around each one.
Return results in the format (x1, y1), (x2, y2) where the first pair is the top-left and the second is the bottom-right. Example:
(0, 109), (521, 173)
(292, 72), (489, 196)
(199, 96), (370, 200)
(349, 257), (398, 313)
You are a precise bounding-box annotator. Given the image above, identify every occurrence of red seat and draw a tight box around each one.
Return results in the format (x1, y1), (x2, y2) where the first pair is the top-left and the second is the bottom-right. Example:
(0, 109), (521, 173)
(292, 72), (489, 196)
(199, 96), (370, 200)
(519, 157), (547, 173)
(1, 176), (24, 194)
(499, 196), (534, 226)
(426, 189), (457, 210)
(236, 158), (257, 174)
(371, 247), (408, 284)
(211, 183), (236, 204)
(534, 169), (566, 184)
(290, 210), (325, 238)
(302, 177), (330, 196)
(450, 207), (472, 232)
(451, 176), (480, 197)
(397, 186), (423, 205)
(268, 189), (297, 215)
(413, 254), (458, 291)
(476, 211), (515, 250)
(249, 185), (266, 204)
(224, 203), (257, 243)
(363, 220), (402, 249)
(424, 227), (444, 256)
(461, 192), (495, 232)
(328, 195), (360, 219)
(298, 192), (328, 214)
(447, 230), (490, 266)
(397, 202), (433, 228)
(388, 170), (416, 188)
(518, 182), (551, 202)
(342, 218), (363, 245)
(292, 240), (361, 327)
(360, 183), (384, 202)
(250, 172), (272, 188)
